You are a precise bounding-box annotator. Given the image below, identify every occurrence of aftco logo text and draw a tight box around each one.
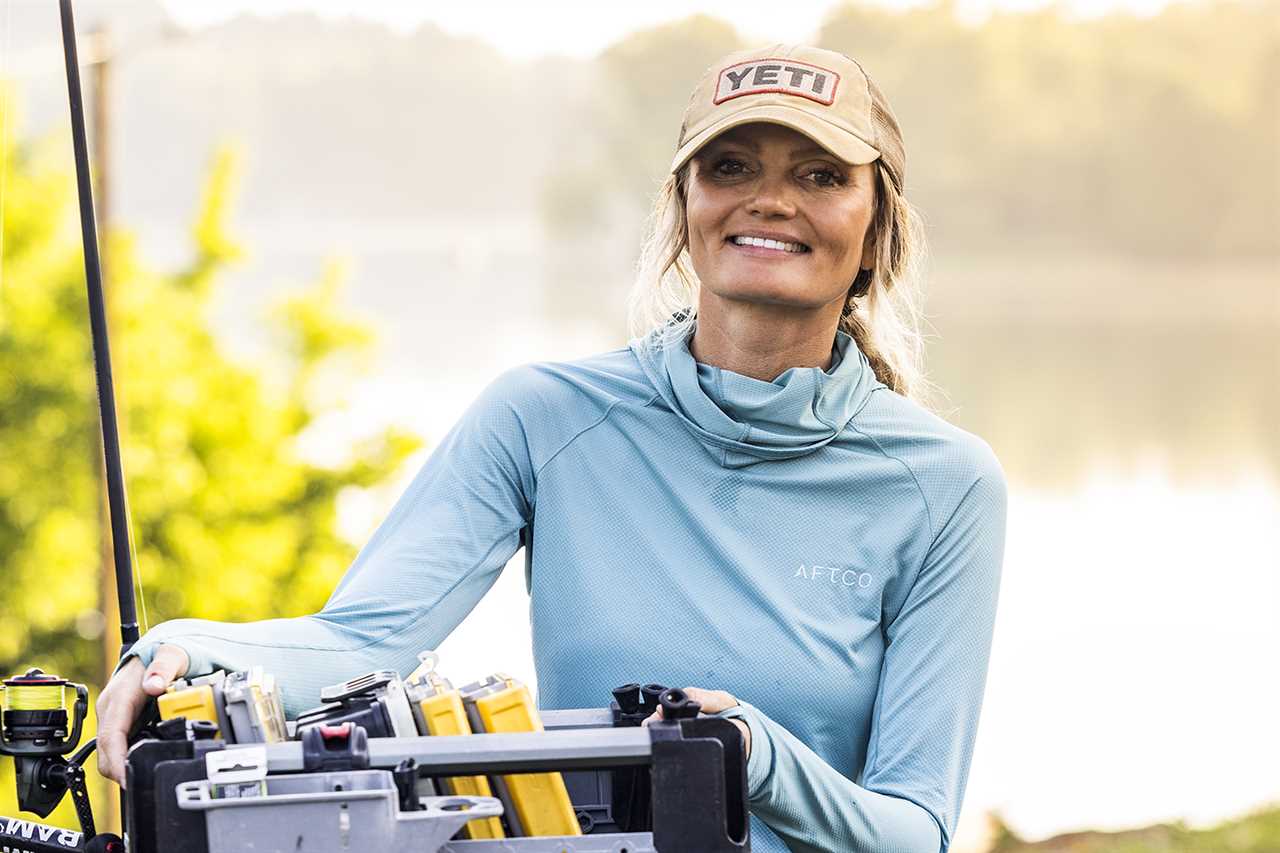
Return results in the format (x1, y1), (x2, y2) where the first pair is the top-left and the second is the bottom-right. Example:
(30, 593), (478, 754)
(794, 564), (873, 589)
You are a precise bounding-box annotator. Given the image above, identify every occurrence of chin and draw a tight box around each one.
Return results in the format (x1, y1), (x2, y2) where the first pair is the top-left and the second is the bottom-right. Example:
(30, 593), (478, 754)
(709, 280), (830, 310)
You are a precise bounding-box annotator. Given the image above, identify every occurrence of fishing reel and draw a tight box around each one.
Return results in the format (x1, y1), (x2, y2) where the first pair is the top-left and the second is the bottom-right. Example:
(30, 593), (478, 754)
(0, 669), (89, 763)
(0, 669), (121, 849)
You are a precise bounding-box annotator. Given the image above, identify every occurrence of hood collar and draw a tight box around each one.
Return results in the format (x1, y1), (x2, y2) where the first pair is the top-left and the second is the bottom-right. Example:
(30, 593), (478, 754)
(631, 324), (880, 468)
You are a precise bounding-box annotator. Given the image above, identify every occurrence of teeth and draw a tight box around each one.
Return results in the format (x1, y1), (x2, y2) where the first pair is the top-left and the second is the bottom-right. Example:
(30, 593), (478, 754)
(731, 236), (807, 253)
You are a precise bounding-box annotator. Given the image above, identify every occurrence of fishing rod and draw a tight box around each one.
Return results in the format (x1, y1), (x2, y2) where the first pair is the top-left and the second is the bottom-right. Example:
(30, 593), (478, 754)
(0, 2), (134, 850)
(60, 0), (141, 654)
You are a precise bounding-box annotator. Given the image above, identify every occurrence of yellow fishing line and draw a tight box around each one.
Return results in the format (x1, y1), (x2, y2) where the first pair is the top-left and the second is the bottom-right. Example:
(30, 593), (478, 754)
(3, 683), (66, 712)
(122, 483), (149, 634)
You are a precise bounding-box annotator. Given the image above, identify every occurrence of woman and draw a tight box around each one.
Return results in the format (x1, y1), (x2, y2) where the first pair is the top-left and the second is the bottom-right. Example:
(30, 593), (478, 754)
(97, 44), (1005, 852)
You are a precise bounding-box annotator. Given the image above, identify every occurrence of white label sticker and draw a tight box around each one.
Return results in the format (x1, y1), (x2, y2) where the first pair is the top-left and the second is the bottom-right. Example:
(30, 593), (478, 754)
(206, 745), (268, 783)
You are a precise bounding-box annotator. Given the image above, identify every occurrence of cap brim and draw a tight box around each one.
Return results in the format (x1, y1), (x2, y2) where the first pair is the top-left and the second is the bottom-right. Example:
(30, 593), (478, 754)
(670, 103), (881, 173)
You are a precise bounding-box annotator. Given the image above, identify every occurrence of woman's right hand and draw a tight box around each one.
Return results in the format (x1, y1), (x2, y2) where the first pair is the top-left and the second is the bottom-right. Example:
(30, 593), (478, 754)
(95, 643), (190, 787)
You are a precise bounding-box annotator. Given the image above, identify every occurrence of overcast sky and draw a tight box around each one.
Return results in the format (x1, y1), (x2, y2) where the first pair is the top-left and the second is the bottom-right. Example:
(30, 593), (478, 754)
(162, 0), (1178, 59)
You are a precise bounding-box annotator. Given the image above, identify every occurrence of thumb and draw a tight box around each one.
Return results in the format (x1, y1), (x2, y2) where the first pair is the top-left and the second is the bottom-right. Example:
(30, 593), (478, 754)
(639, 705), (664, 727)
(142, 645), (189, 695)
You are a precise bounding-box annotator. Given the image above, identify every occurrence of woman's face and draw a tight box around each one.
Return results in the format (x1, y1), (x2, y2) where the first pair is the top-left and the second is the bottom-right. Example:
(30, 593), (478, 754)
(685, 122), (877, 318)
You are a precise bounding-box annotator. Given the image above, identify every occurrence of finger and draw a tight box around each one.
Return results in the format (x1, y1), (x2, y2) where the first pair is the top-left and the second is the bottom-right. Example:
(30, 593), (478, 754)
(639, 705), (664, 727)
(96, 725), (126, 787)
(679, 687), (718, 712)
(142, 645), (188, 695)
(97, 692), (145, 788)
(94, 662), (135, 785)
(95, 657), (156, 787)
(679, 687), (739, 714)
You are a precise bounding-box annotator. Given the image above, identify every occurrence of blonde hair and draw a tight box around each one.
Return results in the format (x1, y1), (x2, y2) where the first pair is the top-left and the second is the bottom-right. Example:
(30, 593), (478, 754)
(627, 159), (931, 402)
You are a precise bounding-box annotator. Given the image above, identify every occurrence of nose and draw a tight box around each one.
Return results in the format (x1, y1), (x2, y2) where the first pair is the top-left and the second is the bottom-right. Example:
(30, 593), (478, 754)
(747, 172), (797, 218)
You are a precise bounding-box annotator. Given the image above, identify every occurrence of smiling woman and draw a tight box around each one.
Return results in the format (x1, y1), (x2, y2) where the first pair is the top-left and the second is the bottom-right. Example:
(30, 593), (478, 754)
(96, 42), (1005, 853)
(619, 45), (1003, 853)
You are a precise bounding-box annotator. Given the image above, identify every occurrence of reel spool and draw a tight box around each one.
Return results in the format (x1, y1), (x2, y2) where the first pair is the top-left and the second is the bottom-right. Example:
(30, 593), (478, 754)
(0, 669), (89, 759)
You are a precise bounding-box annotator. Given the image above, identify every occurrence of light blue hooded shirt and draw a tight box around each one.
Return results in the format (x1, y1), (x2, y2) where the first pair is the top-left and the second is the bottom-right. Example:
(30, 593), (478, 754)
(129, 326), (1006, 853)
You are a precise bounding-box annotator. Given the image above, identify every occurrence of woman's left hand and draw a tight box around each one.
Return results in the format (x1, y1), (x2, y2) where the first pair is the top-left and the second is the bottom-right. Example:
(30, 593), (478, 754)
(640, 686), (751, 759)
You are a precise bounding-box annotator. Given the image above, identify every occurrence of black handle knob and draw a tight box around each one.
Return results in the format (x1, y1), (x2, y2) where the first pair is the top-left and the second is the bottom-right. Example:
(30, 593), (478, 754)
(393, 758), (419, 812)
(189, 720), (219, 741)
(612, 683), (642, 714)
(640, 683), (667, 714)
(659, 688), (701, 720)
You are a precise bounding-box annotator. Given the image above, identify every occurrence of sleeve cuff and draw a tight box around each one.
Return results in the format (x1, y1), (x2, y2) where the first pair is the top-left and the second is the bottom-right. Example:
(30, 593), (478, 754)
(115, 632), (206, 681)
(713, 700), (773, 802)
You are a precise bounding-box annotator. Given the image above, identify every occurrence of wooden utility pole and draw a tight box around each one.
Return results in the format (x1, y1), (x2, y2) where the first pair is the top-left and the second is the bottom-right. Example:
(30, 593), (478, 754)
(88, 21), (123, 832)
(90, 23), (117, 688)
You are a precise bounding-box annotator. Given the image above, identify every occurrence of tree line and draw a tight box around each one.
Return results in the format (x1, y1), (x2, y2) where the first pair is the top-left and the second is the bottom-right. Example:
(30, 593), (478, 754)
(545, 0), (1279, 261)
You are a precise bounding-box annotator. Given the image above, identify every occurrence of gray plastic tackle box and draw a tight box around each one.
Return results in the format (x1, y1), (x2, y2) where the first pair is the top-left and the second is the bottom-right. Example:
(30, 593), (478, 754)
(176, 768), (500, 852)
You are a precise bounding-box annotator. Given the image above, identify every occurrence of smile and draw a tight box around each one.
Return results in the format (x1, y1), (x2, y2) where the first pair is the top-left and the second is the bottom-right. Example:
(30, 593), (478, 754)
(728, 235), (810, 254)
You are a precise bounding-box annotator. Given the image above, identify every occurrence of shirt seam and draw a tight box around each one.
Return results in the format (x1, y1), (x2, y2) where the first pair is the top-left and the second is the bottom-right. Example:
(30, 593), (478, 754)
(863, 472), (989, 784)
(888, 468), (988, 631)
(843, 400), (939, 630)
(161, 528), (524, 658)
(156, 630), (386, 655)
(842, 420), (935, 539)
(532, 397), (631, 481)
(919, 474), (987, 565)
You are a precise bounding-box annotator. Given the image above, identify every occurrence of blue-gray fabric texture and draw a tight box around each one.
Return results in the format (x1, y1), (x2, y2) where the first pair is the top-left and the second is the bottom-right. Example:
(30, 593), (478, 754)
(127, 326), (1007, 853)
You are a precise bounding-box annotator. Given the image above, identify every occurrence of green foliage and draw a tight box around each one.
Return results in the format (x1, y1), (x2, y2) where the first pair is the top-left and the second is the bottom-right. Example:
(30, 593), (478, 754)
(539, 15), (745, 325)
(541, 15), (743, 242)
(986, 804), (1280, 851)
(543, 0), (1279, 260)
(597, 15), (743, 213)
(0, 120), (420, 832)
(0, 133), (420, 679)
(822, 0), (1280, 257)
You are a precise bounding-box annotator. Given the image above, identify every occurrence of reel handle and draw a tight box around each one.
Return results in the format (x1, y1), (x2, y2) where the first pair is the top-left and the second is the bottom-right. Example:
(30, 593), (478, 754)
(65, 684), (89, 755)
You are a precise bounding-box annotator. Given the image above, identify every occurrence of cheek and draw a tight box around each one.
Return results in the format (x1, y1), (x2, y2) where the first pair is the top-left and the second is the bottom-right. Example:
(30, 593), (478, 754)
(685, 179), (741, 235)
(685, 194), (729, 259)
(818, 203), (874, 267)
(685, 188), (714, 229)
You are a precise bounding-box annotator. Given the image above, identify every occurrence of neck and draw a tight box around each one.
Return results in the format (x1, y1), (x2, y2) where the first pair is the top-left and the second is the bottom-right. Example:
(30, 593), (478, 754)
(689, 296), (841, 382)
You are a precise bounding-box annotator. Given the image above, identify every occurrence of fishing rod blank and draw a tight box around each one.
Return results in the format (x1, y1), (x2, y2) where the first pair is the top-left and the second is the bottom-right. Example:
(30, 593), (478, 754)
(58, 0), (139, 654)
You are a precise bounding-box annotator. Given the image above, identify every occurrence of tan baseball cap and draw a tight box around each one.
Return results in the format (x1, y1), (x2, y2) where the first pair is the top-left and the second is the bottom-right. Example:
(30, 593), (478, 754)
(671, 44), (906, 191)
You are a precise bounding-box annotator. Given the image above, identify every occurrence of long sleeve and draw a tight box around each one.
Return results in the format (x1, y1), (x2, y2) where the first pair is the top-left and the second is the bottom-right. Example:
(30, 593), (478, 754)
(123, 369), (538, 717)
(717, 464), (1007, 853)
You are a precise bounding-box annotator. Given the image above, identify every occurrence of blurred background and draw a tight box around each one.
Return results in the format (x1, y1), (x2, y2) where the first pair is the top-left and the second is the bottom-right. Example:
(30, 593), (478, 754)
(0, 0), (1276, 849)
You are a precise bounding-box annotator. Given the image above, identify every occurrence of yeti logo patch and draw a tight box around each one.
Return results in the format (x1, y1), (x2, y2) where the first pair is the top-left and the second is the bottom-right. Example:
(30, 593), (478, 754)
(714, 58), (839, 106)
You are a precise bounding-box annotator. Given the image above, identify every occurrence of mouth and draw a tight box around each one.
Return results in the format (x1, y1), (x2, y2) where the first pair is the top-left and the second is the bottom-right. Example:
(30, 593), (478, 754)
(726, 235), (810, 254)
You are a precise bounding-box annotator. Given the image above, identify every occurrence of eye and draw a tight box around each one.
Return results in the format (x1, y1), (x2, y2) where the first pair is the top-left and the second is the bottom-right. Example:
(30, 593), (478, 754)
(802, 166), (847, 188)
(710, 157), (750, 178)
